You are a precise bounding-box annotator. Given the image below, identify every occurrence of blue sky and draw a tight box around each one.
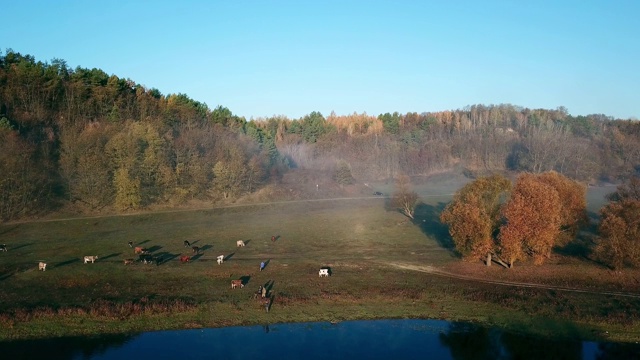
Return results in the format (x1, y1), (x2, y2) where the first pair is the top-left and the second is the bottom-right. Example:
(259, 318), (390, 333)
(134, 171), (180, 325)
(2, 0), (638, 119)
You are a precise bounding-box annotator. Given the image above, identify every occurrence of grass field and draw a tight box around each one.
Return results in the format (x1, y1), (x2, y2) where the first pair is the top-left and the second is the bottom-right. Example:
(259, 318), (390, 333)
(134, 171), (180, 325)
(1, 179), (639, 342)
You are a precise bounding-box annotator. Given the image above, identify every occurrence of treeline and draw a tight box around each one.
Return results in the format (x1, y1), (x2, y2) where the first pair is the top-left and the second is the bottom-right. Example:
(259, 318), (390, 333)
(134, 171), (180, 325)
(1, 50), (640, 220)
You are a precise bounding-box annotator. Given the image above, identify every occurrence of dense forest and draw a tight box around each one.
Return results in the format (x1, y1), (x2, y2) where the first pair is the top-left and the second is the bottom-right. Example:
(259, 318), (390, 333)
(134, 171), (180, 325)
(1, 50), (640, 221)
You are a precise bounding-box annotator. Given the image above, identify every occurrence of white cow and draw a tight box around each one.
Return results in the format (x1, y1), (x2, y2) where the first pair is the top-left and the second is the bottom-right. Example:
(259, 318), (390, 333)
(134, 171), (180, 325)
(84, 255), (98, 264)
(217, 255), (225, 265)
(38, 262), (47, 271)
(236, 240), (245, 247)
(319, 269), (329, 277)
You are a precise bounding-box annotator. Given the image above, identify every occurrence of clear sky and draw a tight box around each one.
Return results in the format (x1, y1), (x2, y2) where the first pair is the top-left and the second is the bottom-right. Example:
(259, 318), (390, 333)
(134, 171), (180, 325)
(2, 0), (638, 120)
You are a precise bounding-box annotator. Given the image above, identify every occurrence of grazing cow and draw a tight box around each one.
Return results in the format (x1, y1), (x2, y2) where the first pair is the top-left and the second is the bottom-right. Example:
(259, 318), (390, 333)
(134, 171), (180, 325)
(184, 240), (191, 247)
(217, 255), (224, 265)
(254, 285), (263, 299)
(192, 246), (200, 255)
(83, 255), (98, 264)
(271, 235), (276, 242)
(124, 258), (134, 265)
(231, 279), (244, 289)
(134, 247), (146, 254)
(262, 297), (270, 312)
(38, 262), (47, 271)
(0, 244), (7, 252)
(319, 269), (329, 277)
(180, 255), (191, 263)
(128, 241), (133, 248)
(139, 254), (155, 264)
(261, 286), (267, 298)
(236, 240), (245, 247)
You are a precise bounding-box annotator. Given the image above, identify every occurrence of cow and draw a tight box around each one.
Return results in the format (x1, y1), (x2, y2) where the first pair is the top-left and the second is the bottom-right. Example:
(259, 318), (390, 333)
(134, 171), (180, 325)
(139, 254), (154, 264)
(83, 255), (98, 264)
(319, 269), (329, 277)
(217, 255), (224, 265)
(192, 246), (200, 255)
(236, 240), (245, 247)
(124, 258), (134, 265)
(271, 235), (276, 242)
(0, 244), (7, 252)
(231, 279), (244, 289)
(261, 286), (267, 298)
(38, 262), (47, 271)
(254, 285), (263, 299)
(134, 247), (146, 254)
(262, 297), (270, 312)
(184, 240), (191, 247)
(180, 255), (191, 263)
(128, 241), (133, 248)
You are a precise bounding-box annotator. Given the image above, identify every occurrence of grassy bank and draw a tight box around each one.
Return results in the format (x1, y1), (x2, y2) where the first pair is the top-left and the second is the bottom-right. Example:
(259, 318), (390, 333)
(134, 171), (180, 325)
(1, 188), (639, 342)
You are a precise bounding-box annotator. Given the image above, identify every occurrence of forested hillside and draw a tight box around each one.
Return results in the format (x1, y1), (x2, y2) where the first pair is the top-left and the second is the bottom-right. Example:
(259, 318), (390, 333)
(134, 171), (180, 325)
(1, 50), (639, 220)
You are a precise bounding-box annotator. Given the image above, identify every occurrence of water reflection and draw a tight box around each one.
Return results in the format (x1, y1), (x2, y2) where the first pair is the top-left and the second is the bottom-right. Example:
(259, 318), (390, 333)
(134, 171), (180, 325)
(1, 320), (639, 360)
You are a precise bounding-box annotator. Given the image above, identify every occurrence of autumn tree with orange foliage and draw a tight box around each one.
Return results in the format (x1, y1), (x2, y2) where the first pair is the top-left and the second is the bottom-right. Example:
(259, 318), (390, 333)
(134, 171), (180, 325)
(596, 177), (640, 270)
(440, 175), (511, 266)
(499, 174), (562, 267)
(535, 171), (589, 243)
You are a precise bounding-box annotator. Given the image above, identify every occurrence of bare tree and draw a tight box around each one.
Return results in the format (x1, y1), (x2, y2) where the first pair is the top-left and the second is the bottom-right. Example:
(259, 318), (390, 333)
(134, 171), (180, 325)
(391, 175), (418, 219)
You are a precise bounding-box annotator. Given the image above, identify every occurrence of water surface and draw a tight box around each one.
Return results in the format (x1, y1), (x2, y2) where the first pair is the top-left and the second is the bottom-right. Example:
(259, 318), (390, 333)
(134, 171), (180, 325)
(3, 319), (640, 360)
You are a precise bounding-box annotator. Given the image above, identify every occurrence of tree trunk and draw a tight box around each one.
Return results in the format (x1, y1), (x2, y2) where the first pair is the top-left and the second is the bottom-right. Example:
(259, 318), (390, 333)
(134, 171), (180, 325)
(486, 253), (491, 266)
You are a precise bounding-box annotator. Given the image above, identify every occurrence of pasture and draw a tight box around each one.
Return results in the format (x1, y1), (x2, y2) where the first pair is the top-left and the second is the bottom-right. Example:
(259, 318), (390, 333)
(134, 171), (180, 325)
(1, 181), (639, 342)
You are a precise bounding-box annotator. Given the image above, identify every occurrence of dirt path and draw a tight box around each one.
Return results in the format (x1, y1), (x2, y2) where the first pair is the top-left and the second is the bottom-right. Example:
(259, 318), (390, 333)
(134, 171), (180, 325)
(384, 262), (640, 299)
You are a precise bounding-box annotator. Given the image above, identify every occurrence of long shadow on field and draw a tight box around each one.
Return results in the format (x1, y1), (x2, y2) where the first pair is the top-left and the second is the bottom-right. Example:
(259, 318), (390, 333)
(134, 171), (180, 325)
(8, 243), (34, 251)
(240, 275), (251, 285)
(0, 225), (19, 236)
(138, 239), (151, 245)
(56, 258), (80, 267)
(201, 244), (212, 252)
(225, 252), (235, 261)
(101, 252), (121, 261)
(190, 240), (200, 246)
(191, 253), (203, 261)
(155, 252), (179, 265)
(413, 202), (455, 251)
(147, 245), (162, 253)
(243, 239), (251, 246)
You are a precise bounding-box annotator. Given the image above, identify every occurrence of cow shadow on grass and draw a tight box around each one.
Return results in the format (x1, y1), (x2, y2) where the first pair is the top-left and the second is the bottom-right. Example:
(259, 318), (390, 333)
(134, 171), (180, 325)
(264, 280), (275, 294)
(413, 202), (456, 253)
(8, 243), (34, 251)
(56, 258), (80, 267)
(137, 239), (151, 246)
(190, 240), (200, 246)
(0, 225), (20, 236)
(200, 244), (212, 252)
(240, 275), (251, 286)
(191, 253), (204, 261)
(147, 245), (162, 253)
(224, 252), (235, 261)
(100, 253), (121, 261)
(242, 239), (251, 246)
(155, 252), (179, 265)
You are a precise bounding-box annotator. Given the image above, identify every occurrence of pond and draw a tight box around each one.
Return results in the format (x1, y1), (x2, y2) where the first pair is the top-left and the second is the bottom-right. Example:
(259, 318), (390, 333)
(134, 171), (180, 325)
(2, 319), (639, 360)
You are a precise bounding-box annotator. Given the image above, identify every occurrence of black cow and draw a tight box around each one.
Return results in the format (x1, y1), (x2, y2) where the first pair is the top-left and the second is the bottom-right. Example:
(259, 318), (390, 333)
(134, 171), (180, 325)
(184, 240), (191, 247)
(0, 244), (6, 252)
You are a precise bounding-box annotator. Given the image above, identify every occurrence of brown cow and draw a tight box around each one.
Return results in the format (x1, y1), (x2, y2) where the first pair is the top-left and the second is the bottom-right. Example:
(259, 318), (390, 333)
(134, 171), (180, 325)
(192, 246), (200, 255)
(180, 255), (191, 263)
(134, 247), (146, 254)
(271, 235), (276, 242)
(231, 280), (244, 289)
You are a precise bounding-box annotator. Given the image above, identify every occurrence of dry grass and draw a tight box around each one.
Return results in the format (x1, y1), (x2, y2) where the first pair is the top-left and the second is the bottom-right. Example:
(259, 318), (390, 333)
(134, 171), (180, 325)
(0, 180), (637, 342)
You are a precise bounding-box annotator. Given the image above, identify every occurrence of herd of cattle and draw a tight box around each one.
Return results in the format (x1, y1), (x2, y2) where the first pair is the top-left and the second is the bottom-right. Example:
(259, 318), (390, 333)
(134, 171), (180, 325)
(0, 236), (332, 308)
